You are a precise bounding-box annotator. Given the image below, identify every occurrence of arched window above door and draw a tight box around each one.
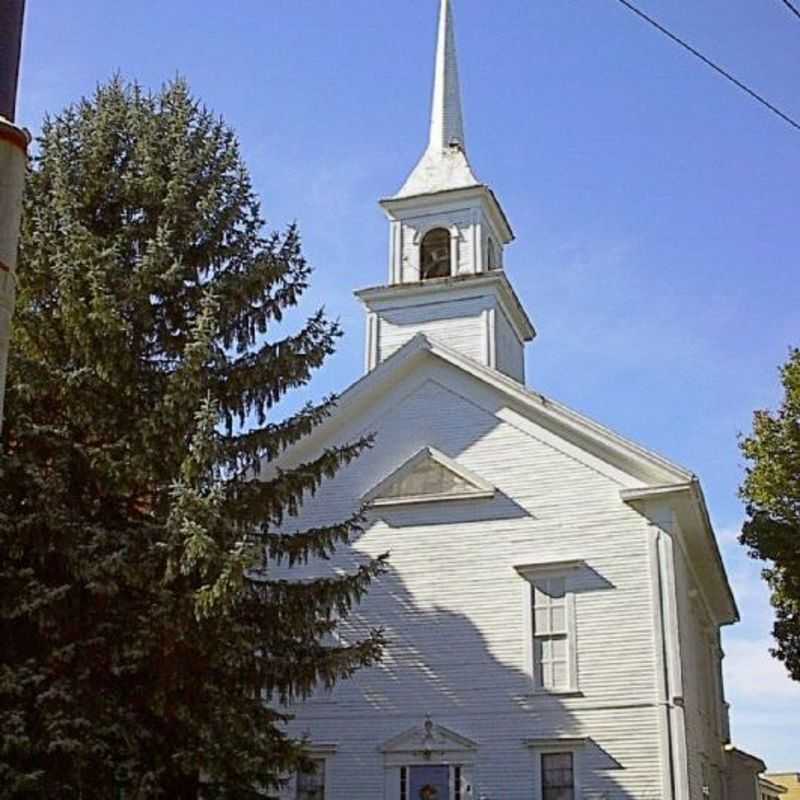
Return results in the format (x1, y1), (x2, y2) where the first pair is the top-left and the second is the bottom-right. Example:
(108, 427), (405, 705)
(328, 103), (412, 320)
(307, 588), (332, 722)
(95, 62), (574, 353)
(420, 228), (451, 280)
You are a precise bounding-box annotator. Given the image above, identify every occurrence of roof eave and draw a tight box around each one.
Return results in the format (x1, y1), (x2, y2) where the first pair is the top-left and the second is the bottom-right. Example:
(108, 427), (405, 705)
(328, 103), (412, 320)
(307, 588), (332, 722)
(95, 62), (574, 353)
(380, 183), (514, 243)
(355, 271), (535, 342)
(621, 481), (740, 625)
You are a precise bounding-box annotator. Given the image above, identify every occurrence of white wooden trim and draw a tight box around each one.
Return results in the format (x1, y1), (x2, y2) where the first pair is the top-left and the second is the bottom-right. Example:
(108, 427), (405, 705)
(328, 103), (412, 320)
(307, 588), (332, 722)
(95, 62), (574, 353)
(384, 752), (477, 768)
(517, 566), (582, 694)
(524, 737), (589, 749)
(365, 312), (379, 372)
(660, 532), (691, 800)
(279, 331), (691, 487)
(484, 306), (496, 369)
(649, 527), (677, 800)
(369, 489), (495, 508)
(471, 208), (481, 274)
(390, 221), (401, 284)
(356, 272), (535, 343)
(450, 224), (460, 276)
(527, 741), (586, 800)
(363, 445), (495, 506)
(567, 590), (578, 693)
(514, 560), (586, 577)
(621, 485), (738, 624)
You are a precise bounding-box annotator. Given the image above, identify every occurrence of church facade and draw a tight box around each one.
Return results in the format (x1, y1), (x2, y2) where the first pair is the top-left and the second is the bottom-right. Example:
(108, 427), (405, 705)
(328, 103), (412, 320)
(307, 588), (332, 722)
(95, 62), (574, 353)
(272, 2), (741, 799)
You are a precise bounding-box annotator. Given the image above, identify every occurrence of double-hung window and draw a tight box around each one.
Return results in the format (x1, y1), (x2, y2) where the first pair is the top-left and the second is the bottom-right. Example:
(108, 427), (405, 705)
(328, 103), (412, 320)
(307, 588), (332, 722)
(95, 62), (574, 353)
(517, 562), (581, 693)
(541, 753), (575, 800)
(527, 737), (585, 800)
(533, 576), (570, 691)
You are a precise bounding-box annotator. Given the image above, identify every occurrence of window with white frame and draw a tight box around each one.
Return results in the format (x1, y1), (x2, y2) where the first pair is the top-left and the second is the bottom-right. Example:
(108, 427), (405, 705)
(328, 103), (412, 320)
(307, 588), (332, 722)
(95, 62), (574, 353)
(399, 765), (467, 800)
(296, 759), (326, 800)
(516, 562), (581, 693)
(541, 752), (575, 800)
(533, 576), (570, 690)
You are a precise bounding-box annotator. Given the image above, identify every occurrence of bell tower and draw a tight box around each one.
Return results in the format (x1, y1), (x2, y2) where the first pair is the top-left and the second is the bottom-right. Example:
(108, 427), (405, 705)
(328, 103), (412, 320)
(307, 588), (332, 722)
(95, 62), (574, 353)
(356, 0), (535, 383)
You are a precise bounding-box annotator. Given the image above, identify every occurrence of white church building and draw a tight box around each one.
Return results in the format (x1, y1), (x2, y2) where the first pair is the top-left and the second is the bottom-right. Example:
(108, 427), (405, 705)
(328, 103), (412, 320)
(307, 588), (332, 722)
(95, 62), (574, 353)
(273, 2), (748, 799)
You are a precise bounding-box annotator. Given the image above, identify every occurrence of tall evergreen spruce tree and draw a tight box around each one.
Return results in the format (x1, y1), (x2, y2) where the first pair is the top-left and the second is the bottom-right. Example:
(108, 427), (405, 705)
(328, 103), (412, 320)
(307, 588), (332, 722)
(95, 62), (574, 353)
(0, 78), (385, 799)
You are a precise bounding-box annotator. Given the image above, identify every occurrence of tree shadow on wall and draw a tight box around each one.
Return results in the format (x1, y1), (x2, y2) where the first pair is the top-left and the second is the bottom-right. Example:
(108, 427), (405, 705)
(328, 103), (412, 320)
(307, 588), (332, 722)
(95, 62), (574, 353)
(296, 550), (653, 800)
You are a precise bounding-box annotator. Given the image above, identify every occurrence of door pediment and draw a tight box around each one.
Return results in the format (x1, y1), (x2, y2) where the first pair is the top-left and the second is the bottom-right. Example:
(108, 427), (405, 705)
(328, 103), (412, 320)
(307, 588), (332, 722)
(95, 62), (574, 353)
(381, 717), (477, 767)
(364, 447), (494, 508)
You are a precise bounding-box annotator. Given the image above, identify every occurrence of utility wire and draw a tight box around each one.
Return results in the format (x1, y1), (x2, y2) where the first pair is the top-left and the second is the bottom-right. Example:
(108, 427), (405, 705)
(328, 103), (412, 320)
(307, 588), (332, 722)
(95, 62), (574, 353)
(612, 0), (800, 133)
(779, 0), (800, 21)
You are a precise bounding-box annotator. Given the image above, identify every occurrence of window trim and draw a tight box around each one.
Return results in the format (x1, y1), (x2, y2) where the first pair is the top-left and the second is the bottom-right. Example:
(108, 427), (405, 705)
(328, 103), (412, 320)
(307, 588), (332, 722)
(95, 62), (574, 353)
(398, 765), (470, 800)
(526, 738), (586, 800)
(516, 562), (583, 695)
(294, 747), (335, 800)
(419, 227), (453, 280)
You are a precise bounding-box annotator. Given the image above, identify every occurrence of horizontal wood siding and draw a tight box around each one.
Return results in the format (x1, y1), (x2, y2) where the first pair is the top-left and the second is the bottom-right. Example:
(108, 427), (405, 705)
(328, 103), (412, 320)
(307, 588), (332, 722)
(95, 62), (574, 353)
(494, 305), (525, 382)
(273, 361), (669, 799)
(377, 298), (487, 364)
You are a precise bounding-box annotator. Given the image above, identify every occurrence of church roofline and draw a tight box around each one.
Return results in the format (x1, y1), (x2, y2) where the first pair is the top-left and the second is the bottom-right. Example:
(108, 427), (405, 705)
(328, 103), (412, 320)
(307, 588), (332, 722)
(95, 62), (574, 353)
(271, 333), (737, 625)
(621, 482), (739, 625)
(282, 332), (695, 489)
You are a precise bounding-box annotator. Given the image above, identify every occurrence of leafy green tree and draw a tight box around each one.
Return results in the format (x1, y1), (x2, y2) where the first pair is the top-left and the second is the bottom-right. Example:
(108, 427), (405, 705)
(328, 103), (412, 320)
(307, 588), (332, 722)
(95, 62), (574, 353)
(0, 77), (384, 799)
(740, 347), (800, 681)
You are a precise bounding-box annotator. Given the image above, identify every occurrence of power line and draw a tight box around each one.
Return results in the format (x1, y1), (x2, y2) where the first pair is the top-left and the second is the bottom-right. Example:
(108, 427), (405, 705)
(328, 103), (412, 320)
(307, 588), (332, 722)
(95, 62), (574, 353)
(611, 0), (800, 133)
(779, 0), (800, 21)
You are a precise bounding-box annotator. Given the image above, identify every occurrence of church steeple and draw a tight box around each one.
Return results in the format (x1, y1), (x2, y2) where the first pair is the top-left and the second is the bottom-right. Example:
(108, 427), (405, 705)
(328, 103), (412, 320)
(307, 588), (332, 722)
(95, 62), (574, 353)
(358, 0), (535, 383)
(430, 0), (465, 152)
(395, 0), (480, 198)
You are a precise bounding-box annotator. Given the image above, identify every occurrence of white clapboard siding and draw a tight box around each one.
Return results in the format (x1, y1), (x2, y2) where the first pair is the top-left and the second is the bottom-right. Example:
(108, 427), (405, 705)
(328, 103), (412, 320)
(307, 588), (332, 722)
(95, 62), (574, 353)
(494, 304), (525, 382)
(267, 355), (730, 800)
(268, 359), (682, 800)
(376, 297), (487, 364)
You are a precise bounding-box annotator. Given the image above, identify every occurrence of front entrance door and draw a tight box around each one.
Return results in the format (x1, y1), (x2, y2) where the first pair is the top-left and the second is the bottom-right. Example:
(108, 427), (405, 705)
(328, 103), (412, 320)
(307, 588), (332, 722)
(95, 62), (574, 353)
(409, 766), (449, 800)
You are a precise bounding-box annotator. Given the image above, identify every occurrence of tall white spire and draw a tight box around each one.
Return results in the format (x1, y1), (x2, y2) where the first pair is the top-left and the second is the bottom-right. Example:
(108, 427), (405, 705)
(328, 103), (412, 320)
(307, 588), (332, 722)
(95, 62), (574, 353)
(429, 0), (465, 152)
(394, 0), (480, 198)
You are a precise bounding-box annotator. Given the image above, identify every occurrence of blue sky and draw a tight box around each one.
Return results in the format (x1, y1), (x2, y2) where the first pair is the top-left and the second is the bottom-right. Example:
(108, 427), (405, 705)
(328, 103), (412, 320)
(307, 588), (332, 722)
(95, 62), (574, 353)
(18, 0), (799, 769)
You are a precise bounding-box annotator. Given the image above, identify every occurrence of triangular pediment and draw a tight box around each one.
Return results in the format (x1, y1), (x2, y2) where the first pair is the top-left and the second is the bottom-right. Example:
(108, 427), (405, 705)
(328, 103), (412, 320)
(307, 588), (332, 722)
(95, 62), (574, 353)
(381, 718), (477, 754)
(364, 446), (494, 507)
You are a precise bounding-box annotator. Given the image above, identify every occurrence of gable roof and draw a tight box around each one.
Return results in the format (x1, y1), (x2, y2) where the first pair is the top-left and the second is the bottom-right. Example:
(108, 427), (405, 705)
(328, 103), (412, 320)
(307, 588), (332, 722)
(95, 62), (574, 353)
(297, 332), (691, 483)
(281, 332), (737, 624)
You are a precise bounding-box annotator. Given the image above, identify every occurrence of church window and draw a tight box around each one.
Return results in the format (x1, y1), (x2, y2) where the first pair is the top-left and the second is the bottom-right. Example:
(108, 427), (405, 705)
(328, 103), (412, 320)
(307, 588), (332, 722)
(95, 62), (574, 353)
(541, 753), (575, 800)
(297, 759), (326, 800)
(533, 576), (570, 691)
(420, 228), (451, 279)
(516, 563), (581, 694)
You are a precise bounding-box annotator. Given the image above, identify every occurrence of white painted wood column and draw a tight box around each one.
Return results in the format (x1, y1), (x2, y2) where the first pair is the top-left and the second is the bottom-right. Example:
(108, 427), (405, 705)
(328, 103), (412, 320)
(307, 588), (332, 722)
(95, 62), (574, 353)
(449, 224), (460, 276)
(390, 221), (402, 284)
(483, 307), (496, 369)
(365, 312), (379, 373)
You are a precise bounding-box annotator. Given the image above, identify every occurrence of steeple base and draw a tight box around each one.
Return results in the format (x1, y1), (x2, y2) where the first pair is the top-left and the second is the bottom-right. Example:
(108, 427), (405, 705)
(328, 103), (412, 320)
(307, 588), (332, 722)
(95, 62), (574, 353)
(356, 272), (535, 383)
